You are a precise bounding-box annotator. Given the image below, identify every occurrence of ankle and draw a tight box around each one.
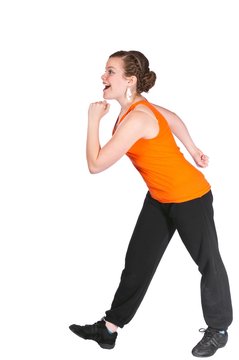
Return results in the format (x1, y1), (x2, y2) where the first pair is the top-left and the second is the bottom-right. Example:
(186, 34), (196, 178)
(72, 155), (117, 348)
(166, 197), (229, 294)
(105, 321), (118, 333)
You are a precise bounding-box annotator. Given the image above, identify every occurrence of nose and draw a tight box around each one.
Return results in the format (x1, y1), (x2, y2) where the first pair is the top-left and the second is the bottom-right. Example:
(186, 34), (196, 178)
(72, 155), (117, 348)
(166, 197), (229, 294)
(101, 71), (107, 81)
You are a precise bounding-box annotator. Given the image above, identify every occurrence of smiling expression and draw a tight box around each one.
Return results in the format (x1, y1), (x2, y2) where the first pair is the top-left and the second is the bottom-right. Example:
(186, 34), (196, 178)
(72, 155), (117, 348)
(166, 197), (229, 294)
(101, 57), (131, 102)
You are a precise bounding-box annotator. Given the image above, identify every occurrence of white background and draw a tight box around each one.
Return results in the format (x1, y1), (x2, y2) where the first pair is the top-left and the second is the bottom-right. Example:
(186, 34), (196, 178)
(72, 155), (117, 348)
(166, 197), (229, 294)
(0, 0), (238, 359)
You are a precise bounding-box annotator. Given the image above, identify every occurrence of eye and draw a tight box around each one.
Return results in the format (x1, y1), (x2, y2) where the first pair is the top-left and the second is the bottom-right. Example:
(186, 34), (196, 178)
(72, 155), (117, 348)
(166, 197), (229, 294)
(108, 69), (115, 75)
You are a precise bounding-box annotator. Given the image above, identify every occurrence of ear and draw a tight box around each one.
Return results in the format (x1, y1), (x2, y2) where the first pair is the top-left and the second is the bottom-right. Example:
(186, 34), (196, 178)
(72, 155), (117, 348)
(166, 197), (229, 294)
(127, 75), (137, 87)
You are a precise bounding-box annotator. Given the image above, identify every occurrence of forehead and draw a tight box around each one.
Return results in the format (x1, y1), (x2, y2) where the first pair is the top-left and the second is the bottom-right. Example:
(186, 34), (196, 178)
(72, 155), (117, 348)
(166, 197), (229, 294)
(106, 57), (124, 71)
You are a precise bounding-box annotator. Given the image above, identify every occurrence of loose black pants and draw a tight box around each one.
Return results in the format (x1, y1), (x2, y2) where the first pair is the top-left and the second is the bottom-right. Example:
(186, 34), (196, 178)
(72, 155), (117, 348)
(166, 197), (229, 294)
(105, 191), (233, 329)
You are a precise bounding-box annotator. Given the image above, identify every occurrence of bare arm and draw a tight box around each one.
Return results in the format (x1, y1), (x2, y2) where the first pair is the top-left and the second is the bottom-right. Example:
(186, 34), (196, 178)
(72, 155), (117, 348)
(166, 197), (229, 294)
(86, 101), (148, 174)
(159, 107), (209, 168)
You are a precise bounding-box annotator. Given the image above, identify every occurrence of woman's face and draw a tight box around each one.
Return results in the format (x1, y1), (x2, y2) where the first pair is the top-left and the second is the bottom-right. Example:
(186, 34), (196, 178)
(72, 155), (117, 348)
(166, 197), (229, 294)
(101, 57), (129, 101)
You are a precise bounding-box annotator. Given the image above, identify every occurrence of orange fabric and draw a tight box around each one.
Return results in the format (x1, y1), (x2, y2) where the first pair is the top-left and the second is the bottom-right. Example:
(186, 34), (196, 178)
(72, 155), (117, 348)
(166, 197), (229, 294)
(114, 100), (211, 203)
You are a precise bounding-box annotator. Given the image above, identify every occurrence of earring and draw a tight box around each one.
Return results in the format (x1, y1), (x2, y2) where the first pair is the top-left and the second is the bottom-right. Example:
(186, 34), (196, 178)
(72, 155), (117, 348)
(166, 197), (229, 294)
(126, 87), (132, 101)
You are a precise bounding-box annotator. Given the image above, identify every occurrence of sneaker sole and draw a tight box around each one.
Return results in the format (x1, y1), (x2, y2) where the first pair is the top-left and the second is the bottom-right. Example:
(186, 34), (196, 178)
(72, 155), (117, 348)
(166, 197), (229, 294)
(192, 342), (227, 357)
(99, 342), (115, 350)
(69, 326), (115, 350)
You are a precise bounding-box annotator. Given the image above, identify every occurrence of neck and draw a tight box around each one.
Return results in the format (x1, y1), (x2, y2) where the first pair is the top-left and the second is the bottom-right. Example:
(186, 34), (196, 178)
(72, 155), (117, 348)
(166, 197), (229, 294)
(119, 95), (146, 113)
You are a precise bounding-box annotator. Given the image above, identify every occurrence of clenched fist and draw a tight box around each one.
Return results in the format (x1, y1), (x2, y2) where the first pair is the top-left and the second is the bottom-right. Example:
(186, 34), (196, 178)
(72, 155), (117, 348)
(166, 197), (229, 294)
(88, 100), (110, 121)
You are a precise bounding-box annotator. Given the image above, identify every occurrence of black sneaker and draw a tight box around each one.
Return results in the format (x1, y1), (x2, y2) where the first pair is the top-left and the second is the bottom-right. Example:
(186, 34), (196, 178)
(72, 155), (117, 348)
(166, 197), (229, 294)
(69, 319), (118, 349)
(192, 327), (228, 357)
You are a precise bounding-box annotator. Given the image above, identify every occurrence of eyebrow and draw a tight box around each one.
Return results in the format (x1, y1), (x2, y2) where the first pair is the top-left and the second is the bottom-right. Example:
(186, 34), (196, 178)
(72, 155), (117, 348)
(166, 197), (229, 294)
(106, 66), (117, 70)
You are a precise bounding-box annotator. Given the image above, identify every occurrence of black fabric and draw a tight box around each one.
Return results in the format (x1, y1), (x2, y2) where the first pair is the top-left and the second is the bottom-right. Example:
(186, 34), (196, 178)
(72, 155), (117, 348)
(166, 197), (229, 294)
(69, 320), (117, 349)
(192, 327), (228, 357)
(105, 191), (233, 329)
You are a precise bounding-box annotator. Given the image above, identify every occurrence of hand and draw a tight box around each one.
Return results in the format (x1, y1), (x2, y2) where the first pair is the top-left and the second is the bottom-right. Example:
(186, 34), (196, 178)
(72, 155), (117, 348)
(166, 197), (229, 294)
(192, 148), (209, 168)
(88, 100), (110, 121)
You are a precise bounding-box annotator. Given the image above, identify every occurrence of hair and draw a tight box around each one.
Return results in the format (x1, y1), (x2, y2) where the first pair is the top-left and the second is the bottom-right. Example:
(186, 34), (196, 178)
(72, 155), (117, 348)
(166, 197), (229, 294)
(109, 50), (157, 94)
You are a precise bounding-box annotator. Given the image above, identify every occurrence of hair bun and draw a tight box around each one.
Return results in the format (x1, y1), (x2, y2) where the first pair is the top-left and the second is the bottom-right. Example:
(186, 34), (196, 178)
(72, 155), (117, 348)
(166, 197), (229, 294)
(140, 71), (157, 93)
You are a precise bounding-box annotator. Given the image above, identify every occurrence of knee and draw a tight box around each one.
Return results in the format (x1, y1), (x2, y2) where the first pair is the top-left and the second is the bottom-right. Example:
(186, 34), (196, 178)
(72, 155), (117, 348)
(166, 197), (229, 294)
(121, 269), (142, 288)
(198, 254), (225, 275)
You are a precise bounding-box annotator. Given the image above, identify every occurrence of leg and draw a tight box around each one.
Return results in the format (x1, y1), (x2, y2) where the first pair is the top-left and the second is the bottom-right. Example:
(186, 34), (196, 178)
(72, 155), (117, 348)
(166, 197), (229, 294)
(171, 191), (233, 330)
(105, 193), (176, 328)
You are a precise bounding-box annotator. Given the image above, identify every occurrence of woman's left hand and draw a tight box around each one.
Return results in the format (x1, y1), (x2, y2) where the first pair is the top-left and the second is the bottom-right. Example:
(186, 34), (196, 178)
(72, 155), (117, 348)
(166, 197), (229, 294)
(193, 148), (209, 168)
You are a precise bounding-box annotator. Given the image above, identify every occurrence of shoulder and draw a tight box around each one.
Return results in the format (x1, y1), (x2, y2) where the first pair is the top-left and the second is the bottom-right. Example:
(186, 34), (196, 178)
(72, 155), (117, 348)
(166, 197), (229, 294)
(124, 107), (154, 127)
(130, 103), (160, 123)
(117, 107), (159, 139)
(127, 106), (159, 139)
(115, 109), (149, 138)
(152, 103), (178, 119)
(151, 103), (181, 126)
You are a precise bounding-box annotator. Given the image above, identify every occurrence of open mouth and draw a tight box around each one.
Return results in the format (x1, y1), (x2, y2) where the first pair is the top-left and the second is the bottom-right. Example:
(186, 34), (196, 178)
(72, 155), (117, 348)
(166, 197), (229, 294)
(103, 85), (111, 91)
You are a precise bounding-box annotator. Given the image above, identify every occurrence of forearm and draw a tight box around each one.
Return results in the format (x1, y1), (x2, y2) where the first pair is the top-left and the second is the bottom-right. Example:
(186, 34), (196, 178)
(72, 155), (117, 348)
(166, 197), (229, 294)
(170, 116), (198, 156)
(86, 119), (101, 173)
(86, 101), (111, 173)
(169, 115), (208, 167)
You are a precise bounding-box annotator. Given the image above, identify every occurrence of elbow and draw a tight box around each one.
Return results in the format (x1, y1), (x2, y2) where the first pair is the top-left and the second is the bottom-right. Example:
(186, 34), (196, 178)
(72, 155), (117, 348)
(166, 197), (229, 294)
(89, 168), (99, 174)
(87, 158), (111, 174)
(88, 163), (102, 174)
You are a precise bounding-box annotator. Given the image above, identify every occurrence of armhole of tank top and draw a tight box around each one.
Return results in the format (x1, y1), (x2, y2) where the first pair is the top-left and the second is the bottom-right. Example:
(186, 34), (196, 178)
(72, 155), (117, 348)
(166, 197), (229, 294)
(112, 116), (119, 134)
(136, 101), (163, 139)
(113, 105), (136, 132)
(114, 100), (162, 135)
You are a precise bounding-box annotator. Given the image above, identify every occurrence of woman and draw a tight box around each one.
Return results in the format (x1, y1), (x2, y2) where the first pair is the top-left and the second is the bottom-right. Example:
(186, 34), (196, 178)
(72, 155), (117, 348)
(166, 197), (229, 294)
(69, 50), (233, 357)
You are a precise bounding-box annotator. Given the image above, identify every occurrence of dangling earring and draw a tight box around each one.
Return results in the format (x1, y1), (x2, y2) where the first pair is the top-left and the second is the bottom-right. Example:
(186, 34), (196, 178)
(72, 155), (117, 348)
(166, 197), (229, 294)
(126, 87), (132, 101)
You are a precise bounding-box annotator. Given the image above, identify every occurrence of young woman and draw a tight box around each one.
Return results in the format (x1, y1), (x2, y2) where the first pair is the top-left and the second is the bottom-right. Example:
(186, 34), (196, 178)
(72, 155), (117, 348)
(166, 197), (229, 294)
(69, 50), (233, 357)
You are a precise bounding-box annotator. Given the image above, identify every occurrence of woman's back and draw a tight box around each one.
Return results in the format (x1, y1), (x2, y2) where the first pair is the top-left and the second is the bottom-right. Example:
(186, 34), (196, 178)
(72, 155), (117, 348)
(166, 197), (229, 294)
(116, 100), (211, 203)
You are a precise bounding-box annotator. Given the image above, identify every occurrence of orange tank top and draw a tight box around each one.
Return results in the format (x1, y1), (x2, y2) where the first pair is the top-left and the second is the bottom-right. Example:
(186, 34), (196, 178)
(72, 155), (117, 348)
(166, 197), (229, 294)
(114, 100), (211, 203)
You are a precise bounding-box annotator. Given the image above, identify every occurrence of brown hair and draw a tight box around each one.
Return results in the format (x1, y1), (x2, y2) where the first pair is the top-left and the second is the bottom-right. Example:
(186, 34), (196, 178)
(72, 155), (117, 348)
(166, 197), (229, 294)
(109, 50), (156, 94)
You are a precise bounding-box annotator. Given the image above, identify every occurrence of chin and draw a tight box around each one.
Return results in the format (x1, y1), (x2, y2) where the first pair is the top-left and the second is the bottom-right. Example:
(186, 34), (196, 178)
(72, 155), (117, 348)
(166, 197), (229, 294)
(103, 93), (113, 100)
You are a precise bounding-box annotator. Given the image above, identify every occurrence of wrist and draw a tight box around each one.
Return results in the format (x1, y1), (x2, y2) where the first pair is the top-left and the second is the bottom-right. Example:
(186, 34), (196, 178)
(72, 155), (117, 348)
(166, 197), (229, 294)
(88, 117), (101, 130)
(88, 116), (101, 123)
(187, 145), (199, 156)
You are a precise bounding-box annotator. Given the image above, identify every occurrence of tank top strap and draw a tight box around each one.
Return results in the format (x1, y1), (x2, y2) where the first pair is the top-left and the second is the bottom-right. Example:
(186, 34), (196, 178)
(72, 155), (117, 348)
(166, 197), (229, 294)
(118, 100), (150, 124)
(113, 100), (157, 134)
(129, 100), (169, 130)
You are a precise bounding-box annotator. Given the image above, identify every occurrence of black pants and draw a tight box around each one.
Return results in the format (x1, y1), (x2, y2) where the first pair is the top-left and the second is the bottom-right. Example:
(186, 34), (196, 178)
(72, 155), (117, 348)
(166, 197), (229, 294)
(105, 191), (233, 330)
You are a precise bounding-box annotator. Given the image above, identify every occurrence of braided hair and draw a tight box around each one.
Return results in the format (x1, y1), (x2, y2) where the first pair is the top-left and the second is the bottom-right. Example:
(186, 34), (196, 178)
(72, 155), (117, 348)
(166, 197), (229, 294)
(109, 50), (156, 93)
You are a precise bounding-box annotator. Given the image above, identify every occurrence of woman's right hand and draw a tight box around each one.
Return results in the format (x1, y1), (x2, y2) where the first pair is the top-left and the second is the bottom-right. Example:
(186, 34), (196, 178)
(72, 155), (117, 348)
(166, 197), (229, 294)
(88, 100), (110, 121)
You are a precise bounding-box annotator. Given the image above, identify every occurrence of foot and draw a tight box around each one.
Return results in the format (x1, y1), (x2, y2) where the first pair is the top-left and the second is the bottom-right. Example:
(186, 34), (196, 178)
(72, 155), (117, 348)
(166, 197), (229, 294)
(69, 319), (118, 349)
(192, 327), (228, 357)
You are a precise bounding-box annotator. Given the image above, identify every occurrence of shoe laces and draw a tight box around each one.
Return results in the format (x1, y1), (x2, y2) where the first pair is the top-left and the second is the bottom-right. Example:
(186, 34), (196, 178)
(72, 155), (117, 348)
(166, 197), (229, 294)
(198, 328), (218, 345)
(90, 320), (104, 329)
